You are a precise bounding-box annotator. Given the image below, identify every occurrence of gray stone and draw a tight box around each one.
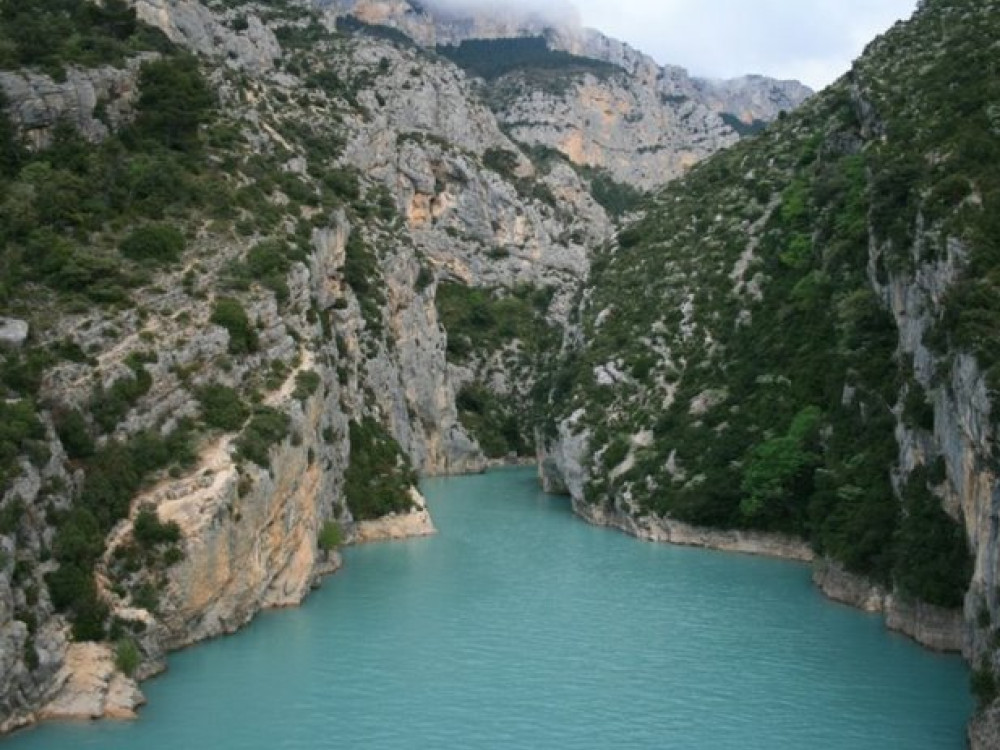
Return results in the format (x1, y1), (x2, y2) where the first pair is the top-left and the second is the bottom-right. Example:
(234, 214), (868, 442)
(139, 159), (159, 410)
(0, 57), (151, 149)
(0, 319), (28, 349)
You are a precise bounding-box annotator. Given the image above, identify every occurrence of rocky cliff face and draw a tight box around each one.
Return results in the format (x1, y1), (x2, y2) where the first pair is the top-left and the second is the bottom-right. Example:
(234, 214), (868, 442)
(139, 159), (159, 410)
(318, 0), (811, 187)
(0, 0), (614, 730)
(0, 57), (150, 149)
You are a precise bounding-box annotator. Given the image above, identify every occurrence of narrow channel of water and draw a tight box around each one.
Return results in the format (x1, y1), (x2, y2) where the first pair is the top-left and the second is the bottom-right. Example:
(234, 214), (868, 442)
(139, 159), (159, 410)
(5, 467), (972, 749)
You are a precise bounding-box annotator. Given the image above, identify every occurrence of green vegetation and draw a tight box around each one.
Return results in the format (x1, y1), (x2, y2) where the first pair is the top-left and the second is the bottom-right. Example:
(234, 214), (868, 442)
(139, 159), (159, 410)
(211, 298), (258, 355)
(435, 282), (552, 362)
(132, 505), (181, 548)
(225, 239), (305, 304)
(543, 0), (991, 606)
(739, 406), (822, 529)
(235, 406), (290, 467)
(90, 363), (153, 432)
(119, 224), (186, 264)
(53, 408), (96, 460)
(436, 281), (556, 458)
(0, 0), (172, 78)
(129, 54), (215, 152)
(455, 384), (530, 459)
(972, 663), (998, 708)
(196, 383), (250, 431)
(317, 520), (342, 551)
(583, 168), (645, 218)
(720, 113), (769, 137)
(47, 425), (195, 640)
(0, 52), (222, 308)
(114, 637), (140, 676)
(343, 418), (416, 521)
(437, 37), (620, 83)
(342, 230), (384, 333)
(892, 469), (972, 608)
(0, 399), (45, 490)
(293, 370), (321, 403)
(481, 147), (558, 208)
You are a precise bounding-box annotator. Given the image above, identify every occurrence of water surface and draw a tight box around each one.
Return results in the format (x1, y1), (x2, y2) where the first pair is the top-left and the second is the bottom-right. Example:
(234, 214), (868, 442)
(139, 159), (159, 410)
(5, 467), (972, 748)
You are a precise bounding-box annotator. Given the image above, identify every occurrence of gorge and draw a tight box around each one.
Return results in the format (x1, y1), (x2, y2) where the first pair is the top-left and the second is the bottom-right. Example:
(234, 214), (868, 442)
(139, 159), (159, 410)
(0, 0), (998, 746)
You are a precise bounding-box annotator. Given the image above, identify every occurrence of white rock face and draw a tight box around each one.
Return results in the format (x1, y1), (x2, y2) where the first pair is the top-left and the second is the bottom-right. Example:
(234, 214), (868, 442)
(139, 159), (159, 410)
(322, 0), (812, 188)
(0, 318), (28, 349)
(40, 643), (144, 722)
(133, 0), (281, 71)
(0, 57), (151, 150)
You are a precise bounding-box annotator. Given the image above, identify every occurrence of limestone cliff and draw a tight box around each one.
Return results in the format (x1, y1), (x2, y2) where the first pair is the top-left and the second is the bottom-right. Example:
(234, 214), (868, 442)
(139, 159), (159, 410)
(0, 0), (613, 730)
(318, 0), (811, 187)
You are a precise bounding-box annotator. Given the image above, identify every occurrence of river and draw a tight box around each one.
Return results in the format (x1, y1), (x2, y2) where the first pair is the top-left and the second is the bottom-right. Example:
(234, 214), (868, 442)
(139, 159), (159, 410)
(4, 466), (972, 748)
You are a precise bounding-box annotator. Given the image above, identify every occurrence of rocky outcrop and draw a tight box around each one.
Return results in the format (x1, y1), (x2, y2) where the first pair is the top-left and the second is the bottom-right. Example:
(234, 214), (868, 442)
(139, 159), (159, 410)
(812, 559), (964, 652)
(970, 705), (1000, 750)
(39, 643), (144, 723)
(352, 488), (436, 543)
(573, 494), (814, 561)
(0, 57), (150, 149)
(693, 75), (812, 126)
(132, 0), (280, 72)
(0, 318), (28, 349)
(138, 380), (343, 650)
(496, 72), (736, 188)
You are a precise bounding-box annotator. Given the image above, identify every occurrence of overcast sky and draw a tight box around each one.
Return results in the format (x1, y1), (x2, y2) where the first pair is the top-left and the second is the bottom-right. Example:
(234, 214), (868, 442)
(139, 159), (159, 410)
(570, 0), (919, 89)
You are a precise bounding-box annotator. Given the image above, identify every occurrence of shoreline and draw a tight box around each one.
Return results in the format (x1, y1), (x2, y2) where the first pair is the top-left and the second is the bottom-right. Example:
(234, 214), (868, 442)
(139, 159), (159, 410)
(1, 498), (437, 737)
(4, 463), (966, 737)
(570, 495), (965, 654)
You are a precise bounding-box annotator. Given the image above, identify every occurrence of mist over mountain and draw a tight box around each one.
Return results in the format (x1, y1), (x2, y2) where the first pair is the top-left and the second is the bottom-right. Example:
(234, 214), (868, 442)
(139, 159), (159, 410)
(419, 0), (582, 29)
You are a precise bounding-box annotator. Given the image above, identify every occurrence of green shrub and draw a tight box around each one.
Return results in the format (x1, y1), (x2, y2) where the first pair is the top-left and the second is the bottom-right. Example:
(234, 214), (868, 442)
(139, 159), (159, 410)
(483, 148), (520, 179)
(132, 505), (181, 547)
(131, 55), (215, 151)
(54, 408), (95, 460)
(0, 0), (167, 77)
(436, 36), (619, 82)
(293, 370), (321, 402)
(235, 406), (290, 467)
(131, 581), (159, 612)
(323, 168), (360, 202)
(47, 424), (194, 639)
(342, 231), (384, 332)
(455, 384), (531, 458)
(0, 89), (24, 178)
(119, 224), (185, 264)
(344, 418), (416, 521)
(227, 239), (292, 302)
(91, 368), (153, 433)
(893, 470), (972, 608)
(972, 663), (998, 708)
(435, 282), (546, 362)
(0, 497), (26, 535)
(317, 520), (342, 551)
(0, 399), (44, 489)
(114, 638), (141, 676)
(196, 383), (249, 431)
(211, 297), (258, 355)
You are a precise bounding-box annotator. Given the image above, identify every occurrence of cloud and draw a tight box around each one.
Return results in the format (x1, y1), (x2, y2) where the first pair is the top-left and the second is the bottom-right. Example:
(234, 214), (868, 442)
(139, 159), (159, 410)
(418, 0), (918, 89)
(420, 0), (581, 29)
(570, 0), (919, 88)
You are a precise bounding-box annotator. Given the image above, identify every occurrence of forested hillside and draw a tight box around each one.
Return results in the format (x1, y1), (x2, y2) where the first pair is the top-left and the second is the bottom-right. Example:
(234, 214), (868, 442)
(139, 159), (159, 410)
(540, 2), (999, 731)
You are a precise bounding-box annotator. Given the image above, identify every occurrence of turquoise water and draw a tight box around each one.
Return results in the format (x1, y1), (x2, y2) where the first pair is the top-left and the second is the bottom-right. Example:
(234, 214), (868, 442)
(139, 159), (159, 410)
(6, 467), (972, 749)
